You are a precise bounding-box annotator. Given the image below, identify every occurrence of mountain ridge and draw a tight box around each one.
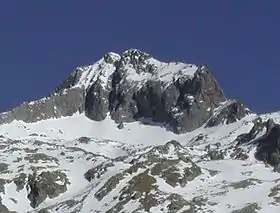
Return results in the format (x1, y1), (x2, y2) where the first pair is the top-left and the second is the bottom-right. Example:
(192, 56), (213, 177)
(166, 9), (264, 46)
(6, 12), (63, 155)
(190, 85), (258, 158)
(0, 49), (248, 134)
(0, 49), (280, 212)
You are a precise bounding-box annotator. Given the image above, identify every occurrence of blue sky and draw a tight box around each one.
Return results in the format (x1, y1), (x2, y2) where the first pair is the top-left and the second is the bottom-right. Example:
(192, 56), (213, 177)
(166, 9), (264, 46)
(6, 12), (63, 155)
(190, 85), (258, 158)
(0, 1), (279, 113)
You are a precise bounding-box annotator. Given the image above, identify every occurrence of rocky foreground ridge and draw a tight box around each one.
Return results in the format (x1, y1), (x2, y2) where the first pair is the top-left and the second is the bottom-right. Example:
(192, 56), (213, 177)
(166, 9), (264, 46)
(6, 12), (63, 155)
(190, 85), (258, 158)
(0, 49), (280, 213)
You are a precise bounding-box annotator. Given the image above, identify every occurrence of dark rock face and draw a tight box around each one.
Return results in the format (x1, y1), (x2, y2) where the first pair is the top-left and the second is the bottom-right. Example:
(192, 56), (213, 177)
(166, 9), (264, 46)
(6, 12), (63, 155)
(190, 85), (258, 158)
(236, 117), (265, 145)
(254, 119), (280, 169)
(0, 49), (249, 133)
(84, 162), (115, 182)
(231, 203), (261, 213)
(0, 196), (17, 213)
(0, 186), (16, 213)
(85, 80), (110, 121)
(0, 205), (10, 213)
(0, 88), (84, 124)
(0, 199), (10, 213)
(53, 68), (83, 94)
(27, 171), (69, 208)
(117, 122), (124, 129)
(83, 50), (227, 133)
(164, 68), (226, 133)
(206, 100), (250, 128)
(167, 194), (189, 213)
(241, 118), (280, 171)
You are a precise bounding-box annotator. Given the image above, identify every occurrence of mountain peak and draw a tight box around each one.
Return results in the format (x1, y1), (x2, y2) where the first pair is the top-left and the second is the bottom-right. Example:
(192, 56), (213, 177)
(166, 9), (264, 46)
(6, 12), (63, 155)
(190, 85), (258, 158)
(2, 50), (280, 213)
(0, 49), (247, 134)
(103, 49), (150, 65)
(103, 52), (121, 64)
(122, 48), (151, 59)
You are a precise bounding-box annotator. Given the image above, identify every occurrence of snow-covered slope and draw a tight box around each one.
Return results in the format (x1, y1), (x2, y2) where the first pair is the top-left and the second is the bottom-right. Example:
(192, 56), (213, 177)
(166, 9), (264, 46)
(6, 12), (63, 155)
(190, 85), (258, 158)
(1, 49), (280, 213)
(60, 50), (199, 93)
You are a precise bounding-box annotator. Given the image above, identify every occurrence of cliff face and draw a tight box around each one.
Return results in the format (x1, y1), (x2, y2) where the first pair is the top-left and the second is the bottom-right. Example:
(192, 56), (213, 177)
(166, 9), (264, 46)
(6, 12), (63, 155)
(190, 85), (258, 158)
(0, 49), (249, 133)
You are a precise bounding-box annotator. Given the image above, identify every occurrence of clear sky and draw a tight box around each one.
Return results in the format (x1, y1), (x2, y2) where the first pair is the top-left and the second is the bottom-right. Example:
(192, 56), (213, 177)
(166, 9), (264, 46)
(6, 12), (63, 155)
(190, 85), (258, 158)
(0, 1), (279, 113)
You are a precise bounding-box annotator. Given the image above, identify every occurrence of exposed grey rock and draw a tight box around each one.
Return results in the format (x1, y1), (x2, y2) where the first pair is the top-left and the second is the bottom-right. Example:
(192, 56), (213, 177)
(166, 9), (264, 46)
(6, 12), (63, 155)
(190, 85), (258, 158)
(230, 147), (249, 160)
(52, 88), (85, 117)
(266, 118), (276, 135)
(0, 87), (84, 125)
(0, 179), (7, 194)
(184, 196), (208, 213)
(206, 100), (250, 128)
(206, 150), (226, 160)
(95, 173), (124, 201)
(0, 112), (14, 124)
(202, 143), (227, 161)
(107, 63), (226, 133)
(0, 203), (10, 213)
(0, 196), (16, 213)
(117, 122), (124, 129)
(27, 171), (69, 208)
(269, 184), (280, 197)
(231, 203), (261, 213)
(227, 179), (263, 190)
(37, 209), (50, 213)
(0, 49), (239, 134)
(119, 170), (158, 211)
(53, 68), (84, 94)
(77, 137), (91, 144)
(0, 163), (9, 174)
(254, 119), (280, 169)
(13, 173), (27, 192)
(236, 117), (265, 145)
(167, 194), (189, 212)
(84, 140), (202, 212)
(268, 183), (280, 204)
(24, 153), (58, 164)
(84, 162), (115, 182)
(85, 79), (110, 121)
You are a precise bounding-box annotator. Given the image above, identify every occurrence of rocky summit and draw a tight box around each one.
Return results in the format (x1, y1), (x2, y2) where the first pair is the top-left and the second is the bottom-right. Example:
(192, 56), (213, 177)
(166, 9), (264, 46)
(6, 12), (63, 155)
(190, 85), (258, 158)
(0, 49), (279, 213)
